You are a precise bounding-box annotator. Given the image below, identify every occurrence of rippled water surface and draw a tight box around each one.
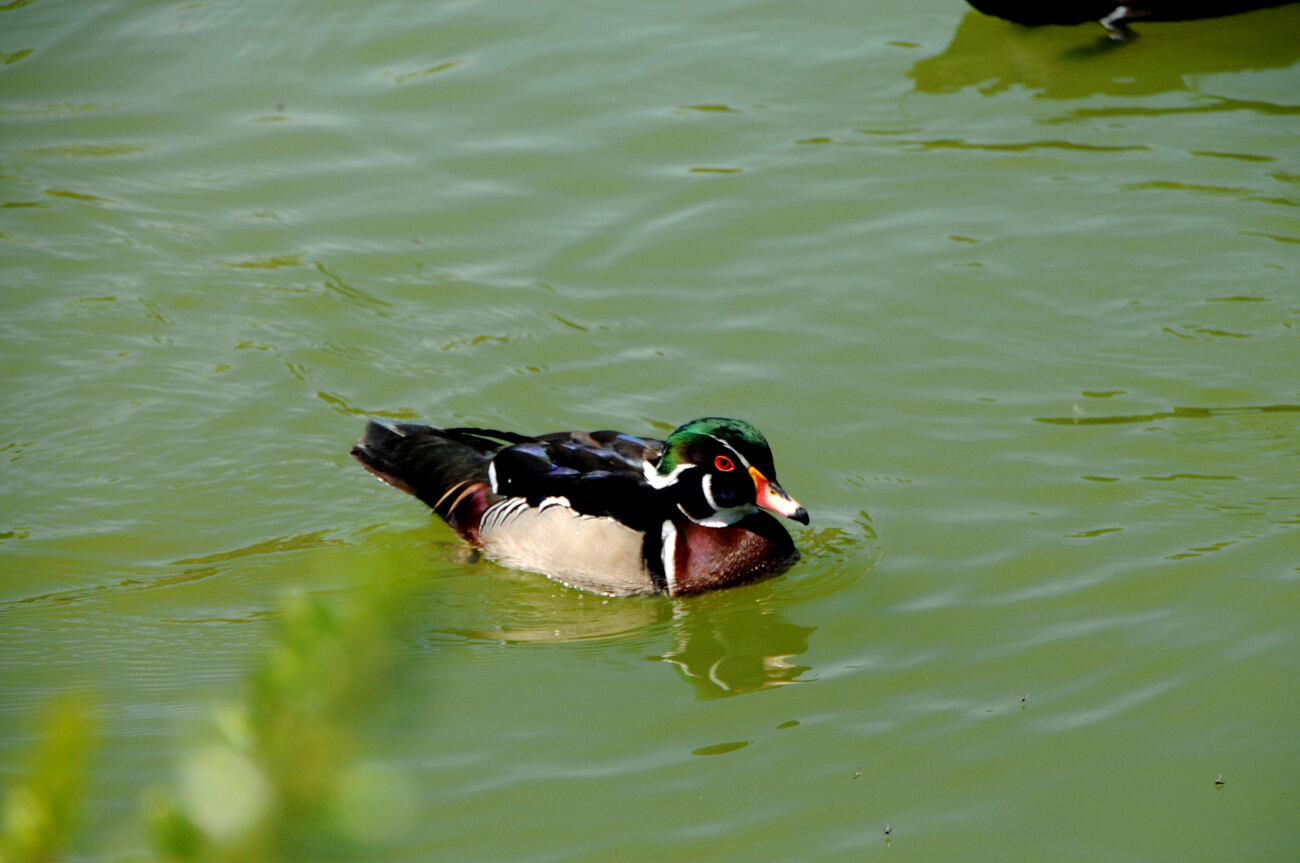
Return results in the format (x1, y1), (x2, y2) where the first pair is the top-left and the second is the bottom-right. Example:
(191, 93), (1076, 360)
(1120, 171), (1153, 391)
(2, 0), (1298, 860)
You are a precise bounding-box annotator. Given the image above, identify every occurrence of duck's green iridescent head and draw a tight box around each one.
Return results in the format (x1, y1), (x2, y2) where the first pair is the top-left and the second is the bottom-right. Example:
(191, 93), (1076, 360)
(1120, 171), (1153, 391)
(659, 417), (770, 473)
(654, 417), (808, 525)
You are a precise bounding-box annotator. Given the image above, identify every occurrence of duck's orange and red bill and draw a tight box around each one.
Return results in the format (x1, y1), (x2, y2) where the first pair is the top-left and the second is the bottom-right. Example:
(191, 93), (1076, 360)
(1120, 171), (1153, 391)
(749, 466), (809, 524)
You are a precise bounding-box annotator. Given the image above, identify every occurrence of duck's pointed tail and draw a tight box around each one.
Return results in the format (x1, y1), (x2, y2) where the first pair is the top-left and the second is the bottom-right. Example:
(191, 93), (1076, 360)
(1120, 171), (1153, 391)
(351, 420), (504, 541)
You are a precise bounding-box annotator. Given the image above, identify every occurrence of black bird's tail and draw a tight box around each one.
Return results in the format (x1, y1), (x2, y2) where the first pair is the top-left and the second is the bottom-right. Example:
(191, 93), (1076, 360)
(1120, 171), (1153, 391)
(351, 420), (524, 539)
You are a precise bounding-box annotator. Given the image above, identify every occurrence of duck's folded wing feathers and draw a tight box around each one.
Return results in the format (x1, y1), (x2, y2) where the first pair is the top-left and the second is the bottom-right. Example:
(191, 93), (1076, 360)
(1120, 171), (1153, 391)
(489, 436), (664, 529)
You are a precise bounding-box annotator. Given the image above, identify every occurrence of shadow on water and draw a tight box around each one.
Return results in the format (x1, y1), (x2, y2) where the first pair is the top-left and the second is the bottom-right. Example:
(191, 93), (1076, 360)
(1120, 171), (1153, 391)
(911, 8), (1300, 99)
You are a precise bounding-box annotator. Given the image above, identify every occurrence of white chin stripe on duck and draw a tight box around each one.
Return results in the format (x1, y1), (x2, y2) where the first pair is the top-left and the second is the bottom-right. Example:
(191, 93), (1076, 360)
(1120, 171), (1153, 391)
(694, 473), (758, 526)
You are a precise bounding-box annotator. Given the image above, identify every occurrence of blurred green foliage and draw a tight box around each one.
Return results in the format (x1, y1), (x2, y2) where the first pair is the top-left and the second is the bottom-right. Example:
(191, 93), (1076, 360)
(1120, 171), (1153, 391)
(0, 697), (96, 863)
(145, 586), (418, 862)
(2, 580), (420, 863)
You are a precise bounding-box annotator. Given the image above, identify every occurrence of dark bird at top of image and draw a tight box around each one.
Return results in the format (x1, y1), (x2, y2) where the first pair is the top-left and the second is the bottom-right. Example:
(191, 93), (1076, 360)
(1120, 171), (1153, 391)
(965, 1), (1299, 41)
(351, 416), (809, 597)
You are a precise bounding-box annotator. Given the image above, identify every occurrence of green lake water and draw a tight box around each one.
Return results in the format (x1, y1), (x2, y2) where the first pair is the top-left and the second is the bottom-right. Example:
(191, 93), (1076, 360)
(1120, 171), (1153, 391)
(2, 0), (1298, 860)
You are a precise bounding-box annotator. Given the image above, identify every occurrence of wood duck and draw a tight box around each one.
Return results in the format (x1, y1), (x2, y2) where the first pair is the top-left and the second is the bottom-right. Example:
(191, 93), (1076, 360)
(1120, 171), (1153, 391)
(351, 417), (809, 597)
(965, 1), (1298, 40)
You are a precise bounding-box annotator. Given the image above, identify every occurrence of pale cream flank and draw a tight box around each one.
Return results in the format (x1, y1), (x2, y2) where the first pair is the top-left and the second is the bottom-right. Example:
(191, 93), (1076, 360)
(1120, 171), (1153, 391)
(479, 502), (655, 596)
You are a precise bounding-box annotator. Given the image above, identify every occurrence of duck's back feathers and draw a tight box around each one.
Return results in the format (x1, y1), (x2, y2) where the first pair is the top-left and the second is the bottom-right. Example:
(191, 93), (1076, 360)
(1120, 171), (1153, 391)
(533, 429), (665, 467)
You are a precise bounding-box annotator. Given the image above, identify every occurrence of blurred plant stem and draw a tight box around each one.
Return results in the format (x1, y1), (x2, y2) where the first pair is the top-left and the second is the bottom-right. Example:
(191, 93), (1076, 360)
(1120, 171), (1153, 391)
(0, 696), (96, 863)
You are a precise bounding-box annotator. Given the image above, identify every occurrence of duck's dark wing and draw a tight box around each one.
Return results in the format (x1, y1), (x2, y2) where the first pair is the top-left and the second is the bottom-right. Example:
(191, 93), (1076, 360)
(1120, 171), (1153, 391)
(489, 430), (666, 529)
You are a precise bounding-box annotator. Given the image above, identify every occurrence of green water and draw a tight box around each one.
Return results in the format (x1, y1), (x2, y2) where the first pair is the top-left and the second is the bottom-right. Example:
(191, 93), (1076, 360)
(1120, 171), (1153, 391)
(2, 0), (1298, 859)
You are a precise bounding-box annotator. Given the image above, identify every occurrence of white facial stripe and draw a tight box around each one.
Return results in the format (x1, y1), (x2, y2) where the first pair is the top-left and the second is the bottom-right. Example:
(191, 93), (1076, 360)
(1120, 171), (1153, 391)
(700, 473), (719, 511)
(643, 459), (691, 489)
(698, 457), (761, 526)
(487, 460), (499, 493)
(660, 520), (678, 595)
(704, 436), (751, 469)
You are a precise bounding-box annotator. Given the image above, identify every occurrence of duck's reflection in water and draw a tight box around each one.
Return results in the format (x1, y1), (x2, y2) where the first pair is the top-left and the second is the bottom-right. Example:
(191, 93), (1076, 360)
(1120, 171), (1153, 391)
(911, 7), (1300, 100)
(431, 566), (816, 699)
(653, 592), (816, 699)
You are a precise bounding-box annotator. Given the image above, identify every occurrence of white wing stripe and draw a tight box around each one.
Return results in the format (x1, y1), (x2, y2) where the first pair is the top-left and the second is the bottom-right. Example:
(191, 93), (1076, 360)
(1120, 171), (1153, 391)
(482, 495), (578, 532)
(482, 498), (528, 531)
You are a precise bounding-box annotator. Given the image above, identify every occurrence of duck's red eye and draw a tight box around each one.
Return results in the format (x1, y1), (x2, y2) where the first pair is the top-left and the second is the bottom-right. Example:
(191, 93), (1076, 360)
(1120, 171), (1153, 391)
(714, 455), (735, 472)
